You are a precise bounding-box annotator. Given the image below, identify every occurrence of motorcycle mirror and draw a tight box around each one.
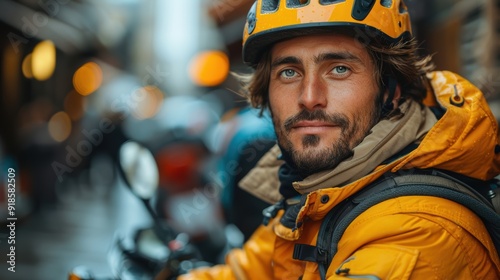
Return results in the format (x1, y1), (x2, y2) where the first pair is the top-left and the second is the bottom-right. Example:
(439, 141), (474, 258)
(118, 141), (159, 200)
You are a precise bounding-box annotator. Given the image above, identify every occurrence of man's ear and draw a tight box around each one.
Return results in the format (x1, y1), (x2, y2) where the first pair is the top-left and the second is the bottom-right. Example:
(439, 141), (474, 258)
(392, 84), (401, 108)
(381, 78), (400, 116)
(383, 84), (401, 103)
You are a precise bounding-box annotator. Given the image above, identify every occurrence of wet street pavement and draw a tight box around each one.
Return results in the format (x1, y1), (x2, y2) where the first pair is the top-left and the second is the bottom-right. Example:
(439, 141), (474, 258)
(0, 178), (151, 280)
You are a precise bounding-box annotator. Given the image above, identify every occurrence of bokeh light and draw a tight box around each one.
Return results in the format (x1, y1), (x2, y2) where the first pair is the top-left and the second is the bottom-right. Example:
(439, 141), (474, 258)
(64, 90), (87, 121)
(73, 62), (103, 96)
(32, 40), (56, 81)
(48, 111), (72, 142)
(188, 50), (229, 87)
(22, 53), (33, 79)
(131, 85), (165, 120)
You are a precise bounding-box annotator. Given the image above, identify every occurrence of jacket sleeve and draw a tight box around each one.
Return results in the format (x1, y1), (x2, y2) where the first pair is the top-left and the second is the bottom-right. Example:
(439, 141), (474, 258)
(177, 221), (277, 280)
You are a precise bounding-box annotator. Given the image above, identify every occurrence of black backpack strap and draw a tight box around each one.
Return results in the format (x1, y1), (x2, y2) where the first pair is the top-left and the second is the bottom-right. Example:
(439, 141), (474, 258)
(493, 186), (500, 215)
(293, 169), (500, 280)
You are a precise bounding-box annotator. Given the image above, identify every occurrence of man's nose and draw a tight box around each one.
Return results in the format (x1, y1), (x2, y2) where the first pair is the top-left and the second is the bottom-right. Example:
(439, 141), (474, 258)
(298, 75), (327, 110)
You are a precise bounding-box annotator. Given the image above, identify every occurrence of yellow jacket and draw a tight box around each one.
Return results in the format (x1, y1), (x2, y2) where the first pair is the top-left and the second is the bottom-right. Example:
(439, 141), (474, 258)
(179, 71), (500, 279)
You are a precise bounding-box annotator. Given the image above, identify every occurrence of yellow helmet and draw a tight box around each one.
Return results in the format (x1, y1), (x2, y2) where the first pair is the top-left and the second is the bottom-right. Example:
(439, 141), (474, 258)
(242, 0), (412, 66)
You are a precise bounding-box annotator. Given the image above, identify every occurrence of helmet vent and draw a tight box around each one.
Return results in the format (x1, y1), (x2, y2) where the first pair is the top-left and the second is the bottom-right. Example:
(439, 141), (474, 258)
(287, 0), (309, 8)
(320, 0), (345, 5)
(247, 2), (257, 34)
(352, 0), (375, 20)
(399, 0), (408, 13)
(380, 0), (392, 8)
(262, 0), (280, 13)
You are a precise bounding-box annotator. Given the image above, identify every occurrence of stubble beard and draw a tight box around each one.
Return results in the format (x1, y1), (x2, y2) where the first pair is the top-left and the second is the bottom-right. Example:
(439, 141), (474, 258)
(273, 106), (380, 177)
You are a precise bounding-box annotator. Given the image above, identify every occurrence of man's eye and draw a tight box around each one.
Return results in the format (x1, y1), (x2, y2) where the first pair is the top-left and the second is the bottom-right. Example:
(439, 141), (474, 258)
(280, 69), (297, 78)
(333, 66), (349, 74)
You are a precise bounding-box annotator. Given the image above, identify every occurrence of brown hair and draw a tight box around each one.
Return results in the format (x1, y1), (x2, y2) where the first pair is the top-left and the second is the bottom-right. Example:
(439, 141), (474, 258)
(236, 34), (435, 113)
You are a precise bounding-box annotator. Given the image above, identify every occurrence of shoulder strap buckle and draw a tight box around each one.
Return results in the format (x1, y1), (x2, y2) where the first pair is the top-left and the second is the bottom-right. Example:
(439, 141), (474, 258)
(293, 244), (328, 263)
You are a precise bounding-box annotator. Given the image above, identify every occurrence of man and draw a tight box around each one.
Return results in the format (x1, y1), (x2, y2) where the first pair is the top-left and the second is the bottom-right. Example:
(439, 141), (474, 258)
(179, 0), (500, 279)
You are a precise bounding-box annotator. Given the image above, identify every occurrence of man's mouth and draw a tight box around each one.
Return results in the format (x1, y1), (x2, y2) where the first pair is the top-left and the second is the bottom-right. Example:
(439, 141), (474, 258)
(291, 121), (338, 134)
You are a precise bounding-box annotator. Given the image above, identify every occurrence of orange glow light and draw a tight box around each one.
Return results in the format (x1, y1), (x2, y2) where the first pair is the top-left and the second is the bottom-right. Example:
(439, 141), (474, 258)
(22, 53), (33, 79)
(188, 50), (229, 87)
(73, 62), (103, 96)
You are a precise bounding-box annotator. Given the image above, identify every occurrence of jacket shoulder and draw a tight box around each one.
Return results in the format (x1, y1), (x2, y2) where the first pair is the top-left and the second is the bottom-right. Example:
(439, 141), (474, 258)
(329, 196), (500, 279)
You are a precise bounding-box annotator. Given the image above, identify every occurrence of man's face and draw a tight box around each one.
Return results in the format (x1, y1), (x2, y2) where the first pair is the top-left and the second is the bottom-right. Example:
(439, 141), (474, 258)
(269, 33), (382, 176)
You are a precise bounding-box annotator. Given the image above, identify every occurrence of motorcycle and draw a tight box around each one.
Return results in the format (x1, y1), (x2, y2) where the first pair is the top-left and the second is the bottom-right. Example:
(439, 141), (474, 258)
(68, 140), (237, 280)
